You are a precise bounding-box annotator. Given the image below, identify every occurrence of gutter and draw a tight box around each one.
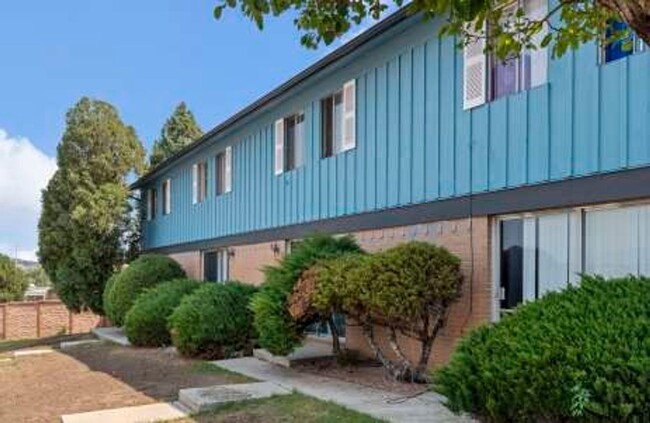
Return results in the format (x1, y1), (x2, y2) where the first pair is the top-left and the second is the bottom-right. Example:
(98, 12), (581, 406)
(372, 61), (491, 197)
(131, 7), (412, 189)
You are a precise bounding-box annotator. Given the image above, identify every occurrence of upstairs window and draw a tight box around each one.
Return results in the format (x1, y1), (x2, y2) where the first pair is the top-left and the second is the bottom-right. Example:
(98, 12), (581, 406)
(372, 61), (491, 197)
(162, 179), (171, 215)
(602, 19), (647, 64)
(464, 0), (548, 108)
(192, 161), (207, 204)
(320, 79), (356, 158)
(274, 112), (305, 174)
(216, 147), (232, 196)
(146, 188), (157, 221)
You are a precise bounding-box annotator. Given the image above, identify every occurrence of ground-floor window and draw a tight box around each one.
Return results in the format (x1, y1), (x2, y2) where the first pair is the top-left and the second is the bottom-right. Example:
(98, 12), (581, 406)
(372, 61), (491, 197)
(203, 249), (229, 283)
(495, 202), (650, 315)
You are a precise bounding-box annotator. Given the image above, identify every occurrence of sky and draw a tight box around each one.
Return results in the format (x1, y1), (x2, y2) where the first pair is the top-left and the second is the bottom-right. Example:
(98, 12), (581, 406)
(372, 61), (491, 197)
(0, 0), (375, 261)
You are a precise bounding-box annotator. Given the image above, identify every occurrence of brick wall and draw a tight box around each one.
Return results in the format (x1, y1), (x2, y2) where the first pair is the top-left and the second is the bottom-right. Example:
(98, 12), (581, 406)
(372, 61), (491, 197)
(164, 217), (493, 367)
(230, 241), (285, 285)
(169, 251), (202, 280)
(346, 217), (493, 367)
(0, 300), (104, 341)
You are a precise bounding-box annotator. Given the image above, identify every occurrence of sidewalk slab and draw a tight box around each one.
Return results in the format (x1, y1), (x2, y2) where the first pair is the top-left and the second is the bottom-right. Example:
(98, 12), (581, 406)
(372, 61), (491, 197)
(60, 402), (188, 423)
(213, 357), (475, 423)
(92, 327), (130, 346)
(179, 382), (290, 413)
(60, 339), (103, 349)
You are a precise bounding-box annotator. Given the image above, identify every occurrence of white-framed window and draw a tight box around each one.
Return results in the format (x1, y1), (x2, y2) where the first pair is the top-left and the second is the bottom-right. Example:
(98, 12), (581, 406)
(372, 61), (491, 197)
(274, 113), (305, 174)
(493, 201), (650, 317)
(146, 188), (157, 221)
(602, 19), (647, 64)
(216, 147), (232, 196)
(162, 179), (171, 215)
(320, 79), (356, 158)
(464, 0), (548, 109)
(192, 161), (208, 204)
(203, 249), (229, 283)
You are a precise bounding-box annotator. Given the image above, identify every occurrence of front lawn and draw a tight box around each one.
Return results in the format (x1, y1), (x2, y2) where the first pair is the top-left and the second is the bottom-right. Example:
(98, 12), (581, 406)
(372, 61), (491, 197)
(170, 393), (384, 423)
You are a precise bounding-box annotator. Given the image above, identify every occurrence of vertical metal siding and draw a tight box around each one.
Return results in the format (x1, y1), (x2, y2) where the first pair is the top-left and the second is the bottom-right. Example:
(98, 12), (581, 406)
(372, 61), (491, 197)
(141, 14), (650, 251)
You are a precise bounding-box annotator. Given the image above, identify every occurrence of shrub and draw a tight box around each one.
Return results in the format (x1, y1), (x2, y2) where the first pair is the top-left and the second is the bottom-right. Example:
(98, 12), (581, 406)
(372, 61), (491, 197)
(314, 242), (462, 382)
(103, 254), (185, 326)
(169, 281), (258, 359)
(124, 278), (201, 347)
(250, 234), (362, 356)
(435, 275), (650, 422)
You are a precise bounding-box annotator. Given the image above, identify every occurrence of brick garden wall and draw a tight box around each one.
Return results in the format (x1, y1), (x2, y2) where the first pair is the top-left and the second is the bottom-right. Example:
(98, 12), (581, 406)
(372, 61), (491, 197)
(0, 300), (103, 340)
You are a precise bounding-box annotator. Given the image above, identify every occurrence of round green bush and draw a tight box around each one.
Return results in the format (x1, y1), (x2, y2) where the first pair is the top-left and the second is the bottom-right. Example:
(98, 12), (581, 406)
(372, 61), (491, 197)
(124, 278), (201, 347)
(103, 254), (185, 326)
(169, 281), (259, 359)
(435, 275), (650, 422)
(250, 234), (362, 356)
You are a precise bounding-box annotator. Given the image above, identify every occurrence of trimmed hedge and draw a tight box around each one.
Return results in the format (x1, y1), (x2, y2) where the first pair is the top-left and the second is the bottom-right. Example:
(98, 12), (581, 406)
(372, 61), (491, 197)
(124, 278), (201, 347)
(169, 282), (258, 359)
(250, 234), (362, 356)
(435, 275), (650, 422)
(103, 254), (186, 326)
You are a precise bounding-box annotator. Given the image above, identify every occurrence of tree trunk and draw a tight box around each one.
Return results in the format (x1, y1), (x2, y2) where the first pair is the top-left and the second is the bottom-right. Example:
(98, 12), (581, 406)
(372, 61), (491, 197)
(328, 316), (341, 356)
(387, 326), (416, 382)
(598, 0), (650, 46)
(360, 320), (401, 379)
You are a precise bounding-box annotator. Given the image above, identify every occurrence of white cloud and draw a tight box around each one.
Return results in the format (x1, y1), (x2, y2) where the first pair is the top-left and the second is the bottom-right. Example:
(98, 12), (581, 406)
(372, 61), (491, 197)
(0, 129), (57, 262)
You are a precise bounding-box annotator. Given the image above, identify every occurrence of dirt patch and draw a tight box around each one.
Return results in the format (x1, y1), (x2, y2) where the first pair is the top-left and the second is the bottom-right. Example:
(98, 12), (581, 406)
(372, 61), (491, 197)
(63, 343), (250, 400)
(0, 342), (247, 423)
(293, 357), (428, 397)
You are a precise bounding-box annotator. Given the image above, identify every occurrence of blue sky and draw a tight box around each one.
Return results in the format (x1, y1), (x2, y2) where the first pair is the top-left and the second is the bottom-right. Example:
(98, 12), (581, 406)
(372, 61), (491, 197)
(0, 0), (373, 260)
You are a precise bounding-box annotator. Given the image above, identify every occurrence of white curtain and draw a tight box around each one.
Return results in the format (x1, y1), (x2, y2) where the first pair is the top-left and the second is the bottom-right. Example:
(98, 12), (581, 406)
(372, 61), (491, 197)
(585, 206), (639, 277)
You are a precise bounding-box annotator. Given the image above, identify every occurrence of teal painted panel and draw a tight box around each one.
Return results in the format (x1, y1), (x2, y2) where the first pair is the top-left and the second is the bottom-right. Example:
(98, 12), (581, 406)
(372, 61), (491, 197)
(528, 86), (550, 183)
(573, 43), (599, 176)
(140, 15), (650, 251)
(375, 63), (388, 209)
(439, 36), (456, 197)
(399, 49), (413, 205)
(600, 59), (628, 171)
(365, 70), (377, 210)
(471, 106), (489, 192)
(628, 53), (650, 167)
(424, 39), (440, 200)
(489, 98), (508, 190)
(412, 44), (426, 203)
(549, 52), (573, 179)
(387, 57), (400, 207)
(507, 92), (527, 186)
(455, 48), (471, 196)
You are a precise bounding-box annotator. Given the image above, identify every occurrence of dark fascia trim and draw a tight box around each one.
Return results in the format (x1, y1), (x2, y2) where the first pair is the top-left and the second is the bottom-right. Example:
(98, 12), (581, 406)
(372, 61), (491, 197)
(131, 8), (412, 190)
(143, 166), (650, 255)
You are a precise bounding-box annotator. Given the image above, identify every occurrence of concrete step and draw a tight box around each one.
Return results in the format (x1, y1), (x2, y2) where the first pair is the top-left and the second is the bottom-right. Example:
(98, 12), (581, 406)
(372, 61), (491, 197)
(92, 327), (130, 346)
(178, 382), (290, 413)
(60, 402), (189, 423)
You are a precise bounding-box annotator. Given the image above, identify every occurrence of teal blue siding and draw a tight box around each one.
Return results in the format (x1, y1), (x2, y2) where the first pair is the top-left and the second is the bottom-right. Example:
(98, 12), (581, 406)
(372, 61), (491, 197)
(142, 12), (650, 250)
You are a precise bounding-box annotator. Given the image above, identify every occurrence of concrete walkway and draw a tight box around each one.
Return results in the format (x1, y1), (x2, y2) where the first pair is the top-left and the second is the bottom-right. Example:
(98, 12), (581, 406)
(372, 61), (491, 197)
(92, 327), (130, 346)
(213, 357), (476, 423)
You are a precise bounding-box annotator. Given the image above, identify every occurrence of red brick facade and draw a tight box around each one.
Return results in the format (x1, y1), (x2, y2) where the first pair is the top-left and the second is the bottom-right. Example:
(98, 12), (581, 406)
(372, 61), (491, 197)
(0, 300), (104, 340)
(168, 217), (494, 367)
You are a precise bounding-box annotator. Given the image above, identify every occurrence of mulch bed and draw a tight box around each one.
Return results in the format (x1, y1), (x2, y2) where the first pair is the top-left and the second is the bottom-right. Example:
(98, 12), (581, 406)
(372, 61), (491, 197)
(293, 356), (429, 397)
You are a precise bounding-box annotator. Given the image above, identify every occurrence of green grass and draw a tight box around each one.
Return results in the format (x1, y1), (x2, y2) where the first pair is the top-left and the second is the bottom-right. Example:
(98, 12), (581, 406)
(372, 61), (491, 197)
(170, 393), (384, 423)
(0, 333), (93, 354)
(188, 361), (257, 384)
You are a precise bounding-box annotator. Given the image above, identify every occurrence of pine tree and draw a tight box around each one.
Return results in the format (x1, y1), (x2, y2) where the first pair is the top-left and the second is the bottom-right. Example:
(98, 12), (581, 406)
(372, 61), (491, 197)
(149, 102), (203, 167)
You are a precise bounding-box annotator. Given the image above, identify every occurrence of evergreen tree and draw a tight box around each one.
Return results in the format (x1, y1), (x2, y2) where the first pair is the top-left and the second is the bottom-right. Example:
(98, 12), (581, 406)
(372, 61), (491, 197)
(149, 102), (203, 167)
(0, 253), (28, 302)
(38, 97), (145, 313)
